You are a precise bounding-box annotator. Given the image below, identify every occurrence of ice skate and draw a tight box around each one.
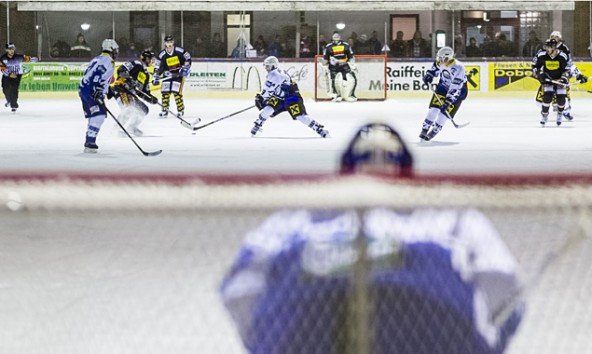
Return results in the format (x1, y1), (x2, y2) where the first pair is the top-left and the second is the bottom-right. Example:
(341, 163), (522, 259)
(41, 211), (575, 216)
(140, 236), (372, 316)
(556, 113), (563, 126)
(132, 127), (144, 136)
(11, 108), (16, 113)
(319, 128), (329, 138)
(540, 112), (548, 126)
(419, 130), (430, 141)
(84, 142), (98, 153)
(177, 111), (184, 118)
(563, 111), (573, 121)
(158, 111), (168, 118)
(332, 96), (343, 102)
(345, 96), (357, 102)
(4, 102), (9, 108)
(251, 122), (263, 137)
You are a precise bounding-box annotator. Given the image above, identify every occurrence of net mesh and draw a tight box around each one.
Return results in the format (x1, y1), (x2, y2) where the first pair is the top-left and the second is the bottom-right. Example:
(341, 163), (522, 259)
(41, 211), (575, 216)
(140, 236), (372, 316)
(1, 173), (591, 354)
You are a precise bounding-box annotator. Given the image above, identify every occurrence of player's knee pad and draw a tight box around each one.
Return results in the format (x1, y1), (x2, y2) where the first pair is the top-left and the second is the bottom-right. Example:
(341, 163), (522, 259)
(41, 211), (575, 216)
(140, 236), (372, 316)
(542, 91), (554, 104)
(556, 94), (567, 107)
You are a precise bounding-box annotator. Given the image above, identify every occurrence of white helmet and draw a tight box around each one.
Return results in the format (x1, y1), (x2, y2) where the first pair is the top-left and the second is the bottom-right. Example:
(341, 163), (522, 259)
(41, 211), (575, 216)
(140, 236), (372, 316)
(263, 56), (279, 71)
(437, 46), (454, 62)
(101, 39), (119, 55)
(550, 30), (562, 41)
(332, 33), (341, 42)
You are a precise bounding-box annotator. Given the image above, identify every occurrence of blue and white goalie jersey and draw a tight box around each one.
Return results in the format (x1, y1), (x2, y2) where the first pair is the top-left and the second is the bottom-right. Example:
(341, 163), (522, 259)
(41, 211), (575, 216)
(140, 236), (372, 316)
(79, 53), (115, 97)
(221, 208), (523, 354)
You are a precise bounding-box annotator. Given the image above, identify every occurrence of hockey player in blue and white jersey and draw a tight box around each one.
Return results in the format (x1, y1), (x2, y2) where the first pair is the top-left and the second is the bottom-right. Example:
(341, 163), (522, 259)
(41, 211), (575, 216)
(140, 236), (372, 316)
(251, 56), (329, 138)
(419, 46), (468, 141)
(221, 123), (523, 354)
(78, 38), (119, 153)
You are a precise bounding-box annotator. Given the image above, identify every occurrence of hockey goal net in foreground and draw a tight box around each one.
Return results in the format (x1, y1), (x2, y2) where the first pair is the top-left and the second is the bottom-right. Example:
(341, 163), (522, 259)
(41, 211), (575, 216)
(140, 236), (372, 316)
(314, 54), (387, 101)
(1, 173), (591, 354)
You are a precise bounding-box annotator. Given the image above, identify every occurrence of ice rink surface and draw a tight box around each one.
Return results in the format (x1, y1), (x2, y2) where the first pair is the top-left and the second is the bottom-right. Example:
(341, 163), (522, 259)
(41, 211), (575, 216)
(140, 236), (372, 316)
(2, 95), (592, 175)
(2, 95), (592, 354)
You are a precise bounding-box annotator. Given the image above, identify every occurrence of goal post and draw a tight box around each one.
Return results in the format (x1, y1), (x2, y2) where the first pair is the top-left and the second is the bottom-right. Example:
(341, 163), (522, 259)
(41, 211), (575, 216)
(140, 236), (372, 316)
(1, 172), (591, 354)
(314, 54), (387, 101)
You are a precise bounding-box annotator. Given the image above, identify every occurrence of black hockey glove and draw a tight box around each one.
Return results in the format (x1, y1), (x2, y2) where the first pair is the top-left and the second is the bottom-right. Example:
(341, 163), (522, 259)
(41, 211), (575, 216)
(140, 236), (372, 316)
(538, 72), (550, 84)
(255, 94), (265, 110)
(423, 72), (435, 85)
(148, 94), (158, 104)
(577, 74), (588, 84)
(440, 99), (453, 113)
(151, 74), (160, 85)
(106, 86), (115, 100)
(91, 88), (104, 104)
(557, 76), (569, 88)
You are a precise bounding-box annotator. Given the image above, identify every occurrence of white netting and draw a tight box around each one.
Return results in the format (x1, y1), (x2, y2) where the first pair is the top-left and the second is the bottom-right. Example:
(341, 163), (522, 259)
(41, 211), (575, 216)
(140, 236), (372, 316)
(1, 174), (591, 354)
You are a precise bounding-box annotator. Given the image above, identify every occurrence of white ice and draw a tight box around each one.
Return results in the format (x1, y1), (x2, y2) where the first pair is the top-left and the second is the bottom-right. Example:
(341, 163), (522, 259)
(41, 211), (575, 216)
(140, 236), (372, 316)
(2, 95), (592, 175)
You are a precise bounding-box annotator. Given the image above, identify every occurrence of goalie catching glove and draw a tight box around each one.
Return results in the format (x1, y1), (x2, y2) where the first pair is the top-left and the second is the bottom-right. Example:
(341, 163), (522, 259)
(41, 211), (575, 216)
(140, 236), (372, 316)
(255, 94), (266, 110)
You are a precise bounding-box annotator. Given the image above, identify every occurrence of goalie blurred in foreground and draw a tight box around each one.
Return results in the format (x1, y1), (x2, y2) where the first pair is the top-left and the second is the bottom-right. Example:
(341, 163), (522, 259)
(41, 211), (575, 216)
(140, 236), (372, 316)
(221, 123), (524, 354)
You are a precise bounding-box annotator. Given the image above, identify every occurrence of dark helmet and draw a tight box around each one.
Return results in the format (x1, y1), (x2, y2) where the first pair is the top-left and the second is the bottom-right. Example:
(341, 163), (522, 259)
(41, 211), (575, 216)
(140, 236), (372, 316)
(164, 35), (174, 42)
(140, 50), (154, 61)
(545, 38), (557, 48)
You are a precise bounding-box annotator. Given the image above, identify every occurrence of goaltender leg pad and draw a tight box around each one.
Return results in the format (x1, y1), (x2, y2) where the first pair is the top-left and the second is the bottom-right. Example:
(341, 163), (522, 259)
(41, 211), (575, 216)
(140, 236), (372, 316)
(341, 72), (357, 99)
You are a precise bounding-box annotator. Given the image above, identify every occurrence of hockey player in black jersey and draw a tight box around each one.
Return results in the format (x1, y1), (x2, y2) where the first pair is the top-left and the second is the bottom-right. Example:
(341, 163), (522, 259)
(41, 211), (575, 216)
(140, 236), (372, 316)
(152, 35), (191, 118)
(0, 43), (38, 112)
(111, 50), (159, 136)
(531, 38), (573, 126)
(534, 31), (588, 121)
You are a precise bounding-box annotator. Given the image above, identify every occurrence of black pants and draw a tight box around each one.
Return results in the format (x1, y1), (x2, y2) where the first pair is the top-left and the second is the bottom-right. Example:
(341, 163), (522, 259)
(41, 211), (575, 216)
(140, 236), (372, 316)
(2, 74), (22, 109)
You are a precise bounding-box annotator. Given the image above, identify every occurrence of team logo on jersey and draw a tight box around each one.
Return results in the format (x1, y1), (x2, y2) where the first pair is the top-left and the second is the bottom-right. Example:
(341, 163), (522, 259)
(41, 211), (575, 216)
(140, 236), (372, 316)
(545, 61), (560, 71)
(332, 45), (345, 55)
(166, 56), (181, 68)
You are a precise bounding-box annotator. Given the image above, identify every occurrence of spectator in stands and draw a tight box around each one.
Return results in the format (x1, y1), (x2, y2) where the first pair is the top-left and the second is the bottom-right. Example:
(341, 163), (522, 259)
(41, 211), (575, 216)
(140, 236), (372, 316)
(454, 34), (465, 58)
(495, 32), (514, 57)
(522, 30), (543, 58)
(117, 37), (131, 58)
(267, 35), (284, 58)
(299, 33), (312, 58)
(193, 36), (209, 58)
(231, 39), (247, 59)
(368, 30), (382, 54)
(50, 38), (70, 58)
(349, 31), (360, 50)
(126, 42), (139, 59)
(209, 32), (226, 58)
(253, 35), (267, 57)
(408, 30), (430, 57)
(356, 34), (372, 54)
(70, 33), (92, 58)
(390, 30), (409, 58)
(465, 37), (482, 57)
(348, 37), (356, 54)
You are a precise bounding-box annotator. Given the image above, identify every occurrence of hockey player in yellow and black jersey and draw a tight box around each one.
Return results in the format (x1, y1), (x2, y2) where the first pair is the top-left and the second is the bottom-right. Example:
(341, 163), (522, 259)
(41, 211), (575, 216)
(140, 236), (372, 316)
(531, 38), (573, 126)
(111, 50), (159, 136)
(0, 43), (38, 112)
(152, 35), (191, 118)
(322, 32), (357, 102)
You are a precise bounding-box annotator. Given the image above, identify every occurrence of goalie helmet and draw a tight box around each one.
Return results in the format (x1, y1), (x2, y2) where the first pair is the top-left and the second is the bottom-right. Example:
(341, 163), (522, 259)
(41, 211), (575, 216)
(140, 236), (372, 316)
(332, 32), (341, 42)
(101, 39), (119, 56)
(340, 122), (413, 177)
(436, 46), (454, 63)
(263, 56), (279, 72)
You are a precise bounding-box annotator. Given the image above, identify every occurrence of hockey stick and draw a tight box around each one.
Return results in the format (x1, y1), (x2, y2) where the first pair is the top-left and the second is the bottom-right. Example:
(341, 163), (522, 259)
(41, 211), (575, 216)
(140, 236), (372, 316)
(192, 105), (256, 131)
(548, 79), (575, 87)
(133, 89), (200, 129)
(103, 104), (162, 156)
(430, 90), (470, 129)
